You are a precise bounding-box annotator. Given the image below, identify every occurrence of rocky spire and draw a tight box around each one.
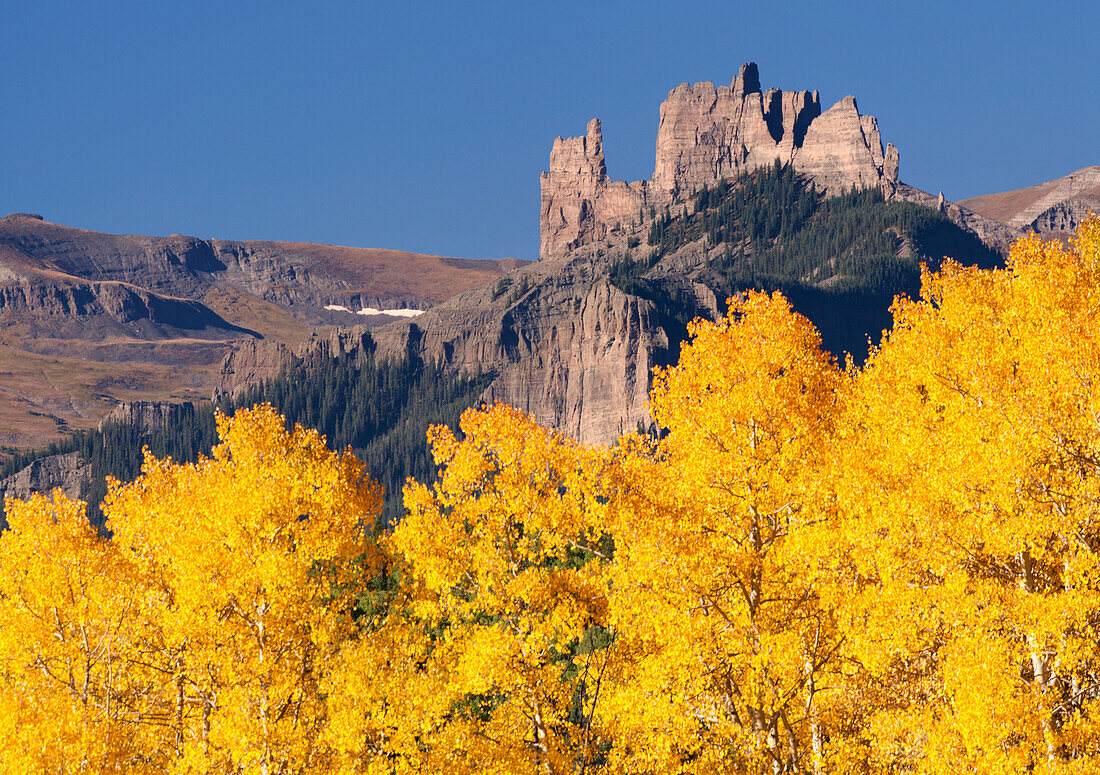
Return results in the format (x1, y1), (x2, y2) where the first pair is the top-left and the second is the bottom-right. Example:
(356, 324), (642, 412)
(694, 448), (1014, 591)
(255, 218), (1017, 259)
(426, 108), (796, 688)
(540, 63), (901, 258)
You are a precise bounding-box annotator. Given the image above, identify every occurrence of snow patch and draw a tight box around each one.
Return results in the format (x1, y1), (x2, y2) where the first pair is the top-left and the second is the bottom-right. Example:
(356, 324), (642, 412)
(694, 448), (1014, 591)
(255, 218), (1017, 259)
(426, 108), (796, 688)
(324, 304), (424, 317)
(356, 307), (425, 317)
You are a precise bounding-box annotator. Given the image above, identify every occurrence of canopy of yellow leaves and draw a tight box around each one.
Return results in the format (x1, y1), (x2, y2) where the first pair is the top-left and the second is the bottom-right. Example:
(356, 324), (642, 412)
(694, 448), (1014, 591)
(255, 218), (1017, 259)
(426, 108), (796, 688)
(4, 218), (1100, 773)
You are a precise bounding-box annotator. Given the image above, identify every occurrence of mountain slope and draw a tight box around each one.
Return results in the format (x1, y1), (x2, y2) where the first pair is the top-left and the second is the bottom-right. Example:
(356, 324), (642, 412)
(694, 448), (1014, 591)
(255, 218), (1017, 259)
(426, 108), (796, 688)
(959, 166), (1100, 236)
(220, 165), (1005, 446)
(0, 212), (523, 451)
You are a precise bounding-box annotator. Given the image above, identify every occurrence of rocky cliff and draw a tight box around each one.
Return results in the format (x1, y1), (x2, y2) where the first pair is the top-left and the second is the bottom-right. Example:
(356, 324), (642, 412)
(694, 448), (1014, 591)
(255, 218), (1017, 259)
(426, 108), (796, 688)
(219, 250), (672, 445)
(0, 451), (87, 528)
(99, 400), (198, 435)
(540, 63), (901, 257)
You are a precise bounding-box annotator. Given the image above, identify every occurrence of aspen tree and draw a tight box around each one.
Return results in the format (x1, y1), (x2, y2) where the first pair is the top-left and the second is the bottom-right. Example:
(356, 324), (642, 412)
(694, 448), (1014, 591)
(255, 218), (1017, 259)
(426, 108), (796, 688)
(0, 491), (163, 772)
(379, 404), (617, 774)
(843, 218), (1100, 773)
(605, 292), (858, 774)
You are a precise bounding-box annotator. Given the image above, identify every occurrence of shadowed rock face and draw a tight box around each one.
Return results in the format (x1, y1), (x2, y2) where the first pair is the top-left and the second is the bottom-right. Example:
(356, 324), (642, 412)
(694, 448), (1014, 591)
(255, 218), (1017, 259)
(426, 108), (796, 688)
(540, 62), (901, 257)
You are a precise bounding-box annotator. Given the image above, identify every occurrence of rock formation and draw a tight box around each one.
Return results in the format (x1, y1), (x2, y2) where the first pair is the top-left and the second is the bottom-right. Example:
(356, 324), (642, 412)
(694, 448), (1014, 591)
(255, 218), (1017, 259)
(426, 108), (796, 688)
(0, 451), (87, 528)
(540, 62), (901, 257)
(539, 119), (651, 258)
(99, 401), (197, 435)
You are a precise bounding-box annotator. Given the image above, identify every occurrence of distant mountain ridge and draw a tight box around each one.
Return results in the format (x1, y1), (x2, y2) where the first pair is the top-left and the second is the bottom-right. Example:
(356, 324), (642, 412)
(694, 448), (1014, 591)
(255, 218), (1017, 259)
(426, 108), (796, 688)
(0, 213), (521, 319)
(0, 212), (522, 450)
(959, 166), (1100, 236)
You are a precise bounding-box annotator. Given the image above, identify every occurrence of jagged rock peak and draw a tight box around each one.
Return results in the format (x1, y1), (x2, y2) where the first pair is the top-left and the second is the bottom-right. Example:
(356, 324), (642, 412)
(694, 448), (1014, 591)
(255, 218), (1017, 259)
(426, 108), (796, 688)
(735, 61), (761, 94)
(540, 63), (901, 258)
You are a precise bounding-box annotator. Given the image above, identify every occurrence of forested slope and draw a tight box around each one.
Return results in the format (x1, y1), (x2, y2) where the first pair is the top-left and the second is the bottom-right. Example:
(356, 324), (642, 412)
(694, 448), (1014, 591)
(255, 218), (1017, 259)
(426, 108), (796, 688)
(1, 337), (488, 528)
(613, 161), (1001, 357)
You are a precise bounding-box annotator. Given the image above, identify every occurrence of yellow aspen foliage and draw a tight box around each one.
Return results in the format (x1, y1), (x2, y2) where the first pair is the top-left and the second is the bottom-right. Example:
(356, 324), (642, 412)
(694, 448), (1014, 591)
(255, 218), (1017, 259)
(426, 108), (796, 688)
(0, 491), (160, 773)
(839, 216), (1100, 773)
(104, 404), (382, 773)
(0, 404), (381, 773)
(378, 404), (617, 774)
(605, 292), (856, 774)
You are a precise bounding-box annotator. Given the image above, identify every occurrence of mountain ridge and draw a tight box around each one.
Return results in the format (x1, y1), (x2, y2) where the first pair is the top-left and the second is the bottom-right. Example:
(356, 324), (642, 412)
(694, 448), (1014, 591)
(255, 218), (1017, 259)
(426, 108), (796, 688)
(959, 166), (1100, 236)
(0, 212), (524, 450)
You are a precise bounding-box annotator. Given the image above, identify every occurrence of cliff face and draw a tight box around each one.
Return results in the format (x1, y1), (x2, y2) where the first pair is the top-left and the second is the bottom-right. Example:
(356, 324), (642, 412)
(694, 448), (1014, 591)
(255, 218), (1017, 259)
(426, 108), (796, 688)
(0, 451), (88, 528)
(391, 262), (668, 444)
(540, 63), (901, 257)
(99, 401), (197, 434)
(220, 249), (675, 446)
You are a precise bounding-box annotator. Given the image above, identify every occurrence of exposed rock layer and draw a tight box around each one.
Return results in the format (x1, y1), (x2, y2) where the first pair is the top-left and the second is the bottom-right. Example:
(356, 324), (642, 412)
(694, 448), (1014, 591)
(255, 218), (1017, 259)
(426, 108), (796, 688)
(100, 401), (198, 435)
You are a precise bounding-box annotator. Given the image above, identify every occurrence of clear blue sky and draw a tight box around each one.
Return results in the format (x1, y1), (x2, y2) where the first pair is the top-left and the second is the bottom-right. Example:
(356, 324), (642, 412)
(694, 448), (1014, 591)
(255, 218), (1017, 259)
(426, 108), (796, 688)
(2, 1), (1096, 259)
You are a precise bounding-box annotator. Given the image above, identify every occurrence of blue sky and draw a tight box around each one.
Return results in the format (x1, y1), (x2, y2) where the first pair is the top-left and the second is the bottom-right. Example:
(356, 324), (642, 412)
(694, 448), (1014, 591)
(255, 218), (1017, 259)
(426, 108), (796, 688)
(1, 1), (1096, 259)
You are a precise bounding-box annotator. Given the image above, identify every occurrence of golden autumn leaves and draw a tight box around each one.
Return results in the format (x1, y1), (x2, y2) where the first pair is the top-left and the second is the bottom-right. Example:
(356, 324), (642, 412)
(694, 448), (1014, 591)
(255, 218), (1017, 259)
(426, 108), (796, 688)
(0, 408), (383, 773)
(4, 217), (1100, 773)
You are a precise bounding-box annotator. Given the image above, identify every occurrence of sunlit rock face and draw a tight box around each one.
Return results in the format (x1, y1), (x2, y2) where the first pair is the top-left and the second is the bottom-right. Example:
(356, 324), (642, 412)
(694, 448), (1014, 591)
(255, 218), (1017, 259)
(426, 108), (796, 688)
(540, 62), (900, 258)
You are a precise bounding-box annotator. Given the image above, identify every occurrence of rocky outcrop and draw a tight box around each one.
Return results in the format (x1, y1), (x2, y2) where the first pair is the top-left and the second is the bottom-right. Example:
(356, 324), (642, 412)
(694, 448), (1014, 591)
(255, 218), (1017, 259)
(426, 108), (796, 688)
(540, 62), (901, 257)
(794, 96), (897, 194)
(1030, 198), (1097, 233)
(100, 401), (197, 434)
(650, 64), (824, 198)
(539, 119), (651, 257)
(0, 452), (88, 528)
(397, 265), (667, 444)
(215, 328), (376, 401)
